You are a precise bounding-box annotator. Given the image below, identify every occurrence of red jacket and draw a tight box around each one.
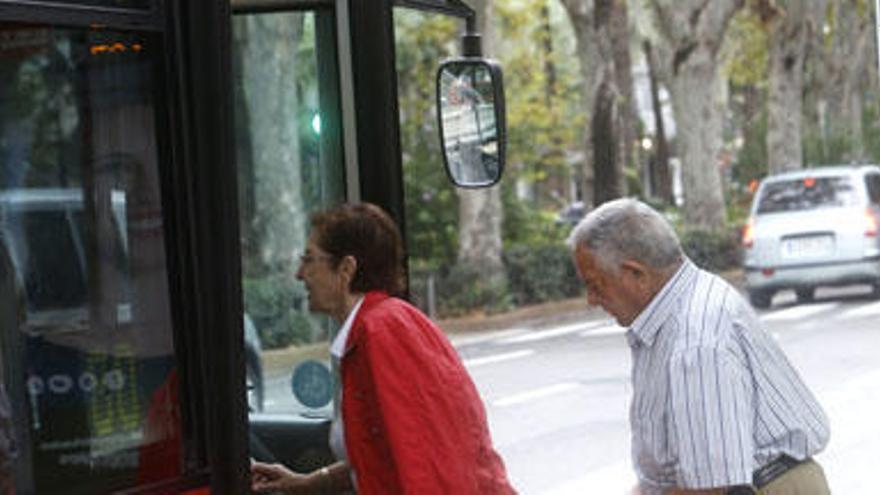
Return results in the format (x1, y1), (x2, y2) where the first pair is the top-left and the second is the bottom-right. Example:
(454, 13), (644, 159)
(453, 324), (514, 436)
(340, 292), (515, 495)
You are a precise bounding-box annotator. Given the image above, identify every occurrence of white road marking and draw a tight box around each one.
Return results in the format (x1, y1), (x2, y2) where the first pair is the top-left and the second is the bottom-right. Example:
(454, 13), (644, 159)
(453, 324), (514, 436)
(464, 349), (535, 368)
(760, 302), (839, 322)
(493, 382), (580, 408)
(540, 461), (636, 495)
(839, 300), (880, 319)
(498, 320), (609, 345)
(579, 324), (626, 338)
(450, 327), (529, 347)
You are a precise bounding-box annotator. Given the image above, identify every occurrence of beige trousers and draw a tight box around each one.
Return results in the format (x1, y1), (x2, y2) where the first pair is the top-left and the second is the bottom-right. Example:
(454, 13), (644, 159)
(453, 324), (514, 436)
(757, 459), (831, 495)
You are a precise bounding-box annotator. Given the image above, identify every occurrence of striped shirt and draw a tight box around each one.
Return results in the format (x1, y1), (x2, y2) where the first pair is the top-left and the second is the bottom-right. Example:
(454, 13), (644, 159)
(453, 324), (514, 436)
(626, 259), (829, 493)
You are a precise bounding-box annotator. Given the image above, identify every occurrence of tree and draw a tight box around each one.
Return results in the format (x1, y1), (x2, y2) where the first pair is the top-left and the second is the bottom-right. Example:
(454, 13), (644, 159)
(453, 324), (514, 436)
(723, 5), (770, 186)
(232, 15), (307, 275)
(646, 0), (745, 228)
(494, 0), (583, 209)
(559, 0), (636, 207)
(820, 0), (873, 162)
(763, 0), (827, 173)
(643, 39), (674, 204)
(453, 0), (508, 294)
(394, 11), (460, 268)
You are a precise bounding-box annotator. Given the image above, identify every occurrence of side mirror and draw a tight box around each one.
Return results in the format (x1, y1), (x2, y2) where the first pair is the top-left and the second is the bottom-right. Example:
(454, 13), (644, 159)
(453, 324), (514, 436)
(436, 58), (506, 188)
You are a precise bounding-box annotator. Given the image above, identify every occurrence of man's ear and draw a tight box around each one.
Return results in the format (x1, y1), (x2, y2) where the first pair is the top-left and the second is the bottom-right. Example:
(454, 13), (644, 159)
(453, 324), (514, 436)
(620, 259), (649, 285)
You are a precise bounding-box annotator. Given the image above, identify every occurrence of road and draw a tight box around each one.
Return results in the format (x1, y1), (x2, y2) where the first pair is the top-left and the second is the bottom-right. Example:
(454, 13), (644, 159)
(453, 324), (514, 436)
(456, 286), (880, 494)
(258, 285), (880, 493)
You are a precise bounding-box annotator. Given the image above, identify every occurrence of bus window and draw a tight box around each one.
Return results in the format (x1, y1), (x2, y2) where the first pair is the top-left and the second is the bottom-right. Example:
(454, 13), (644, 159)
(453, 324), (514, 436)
(0, 23), (180, 494)
(232, 7), (343, 469)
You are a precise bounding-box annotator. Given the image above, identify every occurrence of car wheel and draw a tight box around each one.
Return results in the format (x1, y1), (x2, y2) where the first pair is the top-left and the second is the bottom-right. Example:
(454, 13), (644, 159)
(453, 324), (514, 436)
(748, 290), (772, 309)
(795, 287), (815, 304)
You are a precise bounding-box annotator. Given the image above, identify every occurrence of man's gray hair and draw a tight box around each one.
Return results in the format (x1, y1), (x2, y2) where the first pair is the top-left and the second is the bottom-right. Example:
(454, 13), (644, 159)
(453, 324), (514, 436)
(567, 198), (682, 273)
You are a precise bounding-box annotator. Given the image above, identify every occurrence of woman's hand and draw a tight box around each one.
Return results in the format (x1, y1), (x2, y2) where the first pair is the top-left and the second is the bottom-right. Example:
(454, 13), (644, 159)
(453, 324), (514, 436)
(251, 461), (315, 494)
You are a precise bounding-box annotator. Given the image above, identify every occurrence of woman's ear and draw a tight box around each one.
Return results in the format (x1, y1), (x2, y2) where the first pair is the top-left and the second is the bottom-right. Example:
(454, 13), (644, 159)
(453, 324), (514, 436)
(338, 255), (358, 284)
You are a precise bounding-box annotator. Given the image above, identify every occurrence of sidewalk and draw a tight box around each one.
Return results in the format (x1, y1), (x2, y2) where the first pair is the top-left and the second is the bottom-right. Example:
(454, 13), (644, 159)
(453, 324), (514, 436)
(261, 268), (745, 377)
(439, 267), (744, 343)
(438, 296), (605, 345)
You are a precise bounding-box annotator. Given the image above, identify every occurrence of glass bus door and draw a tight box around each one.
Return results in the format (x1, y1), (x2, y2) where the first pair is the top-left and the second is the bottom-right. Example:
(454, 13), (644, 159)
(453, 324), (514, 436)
(230, 2), (348, 471)
(0, 21), (184, 494)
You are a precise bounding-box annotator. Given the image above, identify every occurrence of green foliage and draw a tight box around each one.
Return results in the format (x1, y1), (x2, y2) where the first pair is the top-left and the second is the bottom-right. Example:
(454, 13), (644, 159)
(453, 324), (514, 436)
(495, 0), (583, 201)
(679, 228), (742, 273)
(395, 10), (461, 271)
(243, 277), (324, 349)
(501, 181), (567, 247)
(862, 98), (880, 161)
(624, 166), (643, 198)
(395, 2), (592, 316)
(434, 263), (512, 317)
(723, 7), (769, 88)
(504, 243), (582, 306)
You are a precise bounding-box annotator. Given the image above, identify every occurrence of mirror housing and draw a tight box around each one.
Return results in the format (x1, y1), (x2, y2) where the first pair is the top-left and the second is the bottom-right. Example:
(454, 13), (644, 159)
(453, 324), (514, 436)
(436, 58), (506, 188)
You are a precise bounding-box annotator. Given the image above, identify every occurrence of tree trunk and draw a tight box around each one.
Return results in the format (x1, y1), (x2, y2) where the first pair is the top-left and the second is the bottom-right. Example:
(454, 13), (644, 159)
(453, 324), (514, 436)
(455, 0), (506, 285)
(766, 0), (826, 173)
(668, 62), (727, 226)
(648, 0), (744, 228)
(232, 15), (306, 273)
(609, 0), (639, 173)
(823, 0), (871, 162)
(643, 39), (673, 204)
(560, 0), (630, 207)
(564, 2), (598, 208)
(592, 79), (622, 203)
(766, 4), (807, 172)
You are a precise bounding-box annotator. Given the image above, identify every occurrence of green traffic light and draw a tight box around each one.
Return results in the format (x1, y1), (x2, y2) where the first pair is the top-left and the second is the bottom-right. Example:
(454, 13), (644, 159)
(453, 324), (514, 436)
(311, 113), (321, 135)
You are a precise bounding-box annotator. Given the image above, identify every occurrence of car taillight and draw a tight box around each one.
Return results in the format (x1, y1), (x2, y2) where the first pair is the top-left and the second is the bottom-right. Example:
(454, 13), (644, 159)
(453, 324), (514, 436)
(742, 217), (755, 248)
(866, 209), (879, 237)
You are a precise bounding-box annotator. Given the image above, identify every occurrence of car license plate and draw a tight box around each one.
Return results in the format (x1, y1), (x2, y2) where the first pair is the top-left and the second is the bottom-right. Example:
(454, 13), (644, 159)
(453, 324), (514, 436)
(781, 235), (833, 259)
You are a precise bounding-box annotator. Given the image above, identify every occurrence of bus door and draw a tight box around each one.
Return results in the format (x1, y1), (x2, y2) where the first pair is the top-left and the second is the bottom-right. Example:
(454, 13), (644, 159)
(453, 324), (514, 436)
(0, 8), (191, 493)
(229, 0), (348, 471)
(229, 0), (507, 475)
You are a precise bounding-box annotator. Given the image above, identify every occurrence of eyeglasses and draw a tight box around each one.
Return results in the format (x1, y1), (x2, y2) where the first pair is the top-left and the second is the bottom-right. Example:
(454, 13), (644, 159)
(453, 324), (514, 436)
(299, 253), (335, 265)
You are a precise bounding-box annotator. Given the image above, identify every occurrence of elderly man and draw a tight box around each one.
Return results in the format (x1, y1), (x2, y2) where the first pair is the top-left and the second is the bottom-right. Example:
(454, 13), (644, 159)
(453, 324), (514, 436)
(568, 198), (830, 495)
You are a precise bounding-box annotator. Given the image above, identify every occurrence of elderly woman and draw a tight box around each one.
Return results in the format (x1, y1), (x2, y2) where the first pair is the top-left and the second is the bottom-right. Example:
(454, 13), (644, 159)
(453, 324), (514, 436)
(251, 203), (514, 495)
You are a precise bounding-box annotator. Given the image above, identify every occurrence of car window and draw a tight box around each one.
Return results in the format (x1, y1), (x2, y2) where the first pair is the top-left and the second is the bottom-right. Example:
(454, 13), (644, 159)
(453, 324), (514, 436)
(866, 173), (880, 205)
(756, 176), (859, 214)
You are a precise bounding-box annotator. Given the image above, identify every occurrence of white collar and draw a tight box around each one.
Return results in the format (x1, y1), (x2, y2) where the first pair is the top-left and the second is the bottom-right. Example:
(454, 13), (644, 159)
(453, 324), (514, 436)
(330, 296), (365, 359)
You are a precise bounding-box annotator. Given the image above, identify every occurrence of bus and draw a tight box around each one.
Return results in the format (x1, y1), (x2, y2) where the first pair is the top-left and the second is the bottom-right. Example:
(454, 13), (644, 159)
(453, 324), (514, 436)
(0, 1), (505, 493)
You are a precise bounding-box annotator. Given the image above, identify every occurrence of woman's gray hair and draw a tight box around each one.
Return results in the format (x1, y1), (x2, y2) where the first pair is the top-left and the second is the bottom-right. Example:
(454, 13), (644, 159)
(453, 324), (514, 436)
(567, 198), (682, 274)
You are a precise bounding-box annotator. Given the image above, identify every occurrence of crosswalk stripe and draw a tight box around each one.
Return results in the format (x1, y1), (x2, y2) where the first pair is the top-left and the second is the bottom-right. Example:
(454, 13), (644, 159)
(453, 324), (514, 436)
(839, 300), (880, 319)
(579, 324), (625, 338)
(760, 302), (839, 322)
(492, 382), (580, 408)
(497, 320), (609, 345)
(464, 349), (534, 368)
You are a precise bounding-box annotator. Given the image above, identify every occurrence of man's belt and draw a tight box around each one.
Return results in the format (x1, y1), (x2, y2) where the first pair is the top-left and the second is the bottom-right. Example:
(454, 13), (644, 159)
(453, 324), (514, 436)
(752, 455), (808, 489)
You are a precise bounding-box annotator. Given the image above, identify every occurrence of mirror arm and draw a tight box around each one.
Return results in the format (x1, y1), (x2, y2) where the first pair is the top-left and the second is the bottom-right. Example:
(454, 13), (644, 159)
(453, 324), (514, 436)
(462, 17), (481, 57)
(394, 0), (482, 56)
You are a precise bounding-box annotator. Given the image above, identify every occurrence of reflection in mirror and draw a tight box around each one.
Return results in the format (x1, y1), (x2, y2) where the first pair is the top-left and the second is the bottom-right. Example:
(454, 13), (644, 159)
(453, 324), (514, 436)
(437, 59), (505, 187)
